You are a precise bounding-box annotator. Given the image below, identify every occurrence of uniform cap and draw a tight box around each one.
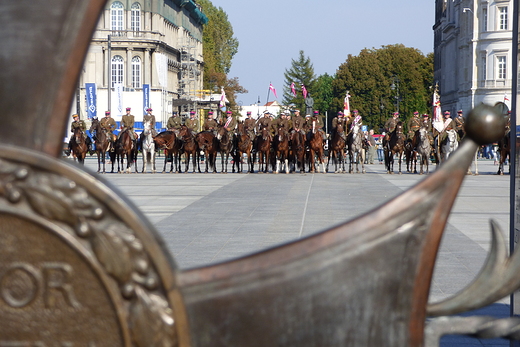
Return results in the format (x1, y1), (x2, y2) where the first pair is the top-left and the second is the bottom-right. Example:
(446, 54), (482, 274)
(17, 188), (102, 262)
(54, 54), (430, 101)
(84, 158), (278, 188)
(413, 111), (419, 115)
(190, 110), (196, 115)
(72, 114), (79, 118)
(208, 111), (213, 115)
(337, 111), (344, 115)
(444, 111), (451, 115)
(457, 110), (463, 114)
(226, 110), (232, 114)
(105, 111), (110, 115)
(393, 112), (399, 116)
(306, 114), (311, 118)
(247, 111), (252, 115)
(353, 109), (359, 113)
(126, 107), (131, 111)
(422, 114), (429, 117)
(146, 107), (152, 111)
(313, 110), (319, 114)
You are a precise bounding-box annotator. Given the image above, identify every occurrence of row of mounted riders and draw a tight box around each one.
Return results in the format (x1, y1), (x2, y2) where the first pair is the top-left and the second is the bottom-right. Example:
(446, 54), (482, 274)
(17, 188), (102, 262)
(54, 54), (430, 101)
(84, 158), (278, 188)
(68, 118), (511, 175)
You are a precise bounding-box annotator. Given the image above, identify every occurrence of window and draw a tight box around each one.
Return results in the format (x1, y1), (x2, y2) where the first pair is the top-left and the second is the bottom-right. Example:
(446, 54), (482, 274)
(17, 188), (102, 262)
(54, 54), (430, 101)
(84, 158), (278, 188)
(132, 56), (141, 88)
(481, 55), (487, 80)
(111, 1), (124, 33)
(111, 55), (124, 88)
(131, 3), (141, 33)
(482, 7), (487, 32)
(497, 56), (506, 79)
(498, 6), (508, 30)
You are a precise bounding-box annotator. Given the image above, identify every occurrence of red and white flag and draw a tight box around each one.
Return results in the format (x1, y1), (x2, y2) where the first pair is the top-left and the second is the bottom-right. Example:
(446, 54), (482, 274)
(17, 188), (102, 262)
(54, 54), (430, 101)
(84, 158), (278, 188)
(290, 82), (297, 97)
(302, 84), (308, 99)
(343, 91), (351, 117)
(219, 86), (228, 108)
(269, 83), (278, 99)
(432, 85), (443, 132)
(504, 93), (510, 102)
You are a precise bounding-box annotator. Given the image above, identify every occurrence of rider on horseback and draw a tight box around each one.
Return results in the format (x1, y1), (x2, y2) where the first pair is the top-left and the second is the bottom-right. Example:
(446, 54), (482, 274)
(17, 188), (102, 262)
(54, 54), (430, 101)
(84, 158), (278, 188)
(185, 110), (199, 133)
(68, 114), (93, 155)
(118, 107), (136, 140)
(439, 111), (459, 143)
(100, 110), (116, 151)
(407, 111), (421, 150)
(454, 109), (465, 140)
(331, 111), (347, 140)
(143, 107), (158, 136)
(383, 112), (400, 146)
(203, 111), (218, 135)
(167, 111), (182, 135)
(308, 110), (327, 142)
(244, 111), (256, 139)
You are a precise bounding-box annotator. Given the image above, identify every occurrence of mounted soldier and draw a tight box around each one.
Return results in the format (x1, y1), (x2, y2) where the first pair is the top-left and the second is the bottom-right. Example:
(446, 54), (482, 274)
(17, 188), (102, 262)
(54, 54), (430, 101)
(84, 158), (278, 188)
(203, 111), (218, 134)
(167, 111), (182, 134)
(243, 111), (256, 139)
(407, 111), (421, 140)
(185, 110), (199, 133)
(454, 109), (465, 140)
(331, 111), (347, 140)
(383, 111), (400, 146)
(100, 110), (116, 151)
(291, 109), (305, 135)
(222, 110), (237, 135)
(143, 107), (158, 136)
(68, 113), (93, 155)
(118, 107), (136, 141)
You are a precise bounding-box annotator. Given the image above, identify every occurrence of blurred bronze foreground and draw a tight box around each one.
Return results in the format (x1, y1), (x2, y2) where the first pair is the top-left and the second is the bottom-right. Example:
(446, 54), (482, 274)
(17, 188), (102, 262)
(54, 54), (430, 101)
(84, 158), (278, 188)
(0, 1), (519, 346)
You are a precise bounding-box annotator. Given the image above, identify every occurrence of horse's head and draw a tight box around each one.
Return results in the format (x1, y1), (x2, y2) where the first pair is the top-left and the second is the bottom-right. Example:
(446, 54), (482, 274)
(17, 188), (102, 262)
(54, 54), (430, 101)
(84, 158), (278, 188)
(396, 122), (404, 133)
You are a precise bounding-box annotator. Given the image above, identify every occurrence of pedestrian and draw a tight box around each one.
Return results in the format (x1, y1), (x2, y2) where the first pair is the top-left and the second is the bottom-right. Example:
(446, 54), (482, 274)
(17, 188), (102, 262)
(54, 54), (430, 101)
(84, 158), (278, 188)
(367, 129), (376, 164)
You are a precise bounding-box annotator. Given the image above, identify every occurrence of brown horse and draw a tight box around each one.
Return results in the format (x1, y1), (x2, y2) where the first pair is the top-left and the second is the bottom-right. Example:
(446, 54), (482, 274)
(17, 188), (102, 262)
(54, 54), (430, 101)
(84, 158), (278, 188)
(326, 123), (347, 173)
(384, 121), (405, 174)
(196, 131), (218, 173)
(234, 122), (253, 173)
(307, 130), (325, 173)
(178, 125), (199, 173)
(113, 129), (137, 173)
(290, 131), (306, 173)
(497, 129), (510, 175)
(216, 125), (234, 173)
(70, 127), (88, 164)
(154, 131), (182, 173)
(272, 127), (290, 174)
(255, 128), (271, 173)
(89, 118), (110, 173)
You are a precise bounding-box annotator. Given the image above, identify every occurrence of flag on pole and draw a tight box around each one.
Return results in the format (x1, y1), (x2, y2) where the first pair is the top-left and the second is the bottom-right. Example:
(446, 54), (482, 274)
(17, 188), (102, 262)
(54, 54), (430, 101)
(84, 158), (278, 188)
(302, 84), (308, 99)
(504, 93), (510, 102)
(432, 84), (444, 132)
(343, 91), (351, 117)
(219, 86), (228, 108)
(269, 83), (278, 99)
(290, 82), (297, 97)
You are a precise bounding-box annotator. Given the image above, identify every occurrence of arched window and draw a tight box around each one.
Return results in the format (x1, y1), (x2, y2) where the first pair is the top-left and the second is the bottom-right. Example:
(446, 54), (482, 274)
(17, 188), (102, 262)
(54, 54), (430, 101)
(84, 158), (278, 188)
(111, 55), (124, 88)
(111, 1), (124, 34)
(132, 56), (141, 88)
(131, 3), (141, 33)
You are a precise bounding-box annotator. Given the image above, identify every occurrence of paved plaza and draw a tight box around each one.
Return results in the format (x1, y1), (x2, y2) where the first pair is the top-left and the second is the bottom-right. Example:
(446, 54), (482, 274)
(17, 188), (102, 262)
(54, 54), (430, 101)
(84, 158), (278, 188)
(74, 155), (511, 346)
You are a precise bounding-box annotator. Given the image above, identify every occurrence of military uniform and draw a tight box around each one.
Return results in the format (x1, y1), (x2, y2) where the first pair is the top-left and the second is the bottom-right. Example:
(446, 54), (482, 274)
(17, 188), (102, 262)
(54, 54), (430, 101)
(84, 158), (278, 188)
(69, 114), (93, 154)
(407, 112), (421, 140)
(440, 112), (458, 142)
(291, 113), (305, 133)
(120, 109), (135, 140)
(454, 111), (465, 139)
(244, 114), (256, 139)
(100, 112), (116, 150)
(203, 115), (218, 131)
(185, 117), (199, 133)
(143, 109), (158, 136)
(331, 114), (347, 139)
(167, 114), (182, 131)
(256, 114), (272, 134)
(222, 113), (237, 134)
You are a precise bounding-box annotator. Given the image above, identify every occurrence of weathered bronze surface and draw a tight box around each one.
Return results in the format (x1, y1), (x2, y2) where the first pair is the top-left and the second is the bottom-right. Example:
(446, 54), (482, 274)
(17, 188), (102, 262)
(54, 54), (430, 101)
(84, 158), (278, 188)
(0, 1), (518, 346)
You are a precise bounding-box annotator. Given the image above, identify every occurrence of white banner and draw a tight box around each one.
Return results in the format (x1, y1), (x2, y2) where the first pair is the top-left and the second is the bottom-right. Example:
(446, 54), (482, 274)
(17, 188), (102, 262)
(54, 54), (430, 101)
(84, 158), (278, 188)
(155, 53), (168, 87)
(115, 83), (123, 116)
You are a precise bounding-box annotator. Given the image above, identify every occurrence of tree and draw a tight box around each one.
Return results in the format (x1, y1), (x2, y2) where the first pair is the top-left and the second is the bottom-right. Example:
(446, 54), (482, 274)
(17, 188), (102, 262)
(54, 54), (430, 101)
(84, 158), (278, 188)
(198, 0), (246, 107)
(332, 44), (433, 132)
(282, 50), (316, 111)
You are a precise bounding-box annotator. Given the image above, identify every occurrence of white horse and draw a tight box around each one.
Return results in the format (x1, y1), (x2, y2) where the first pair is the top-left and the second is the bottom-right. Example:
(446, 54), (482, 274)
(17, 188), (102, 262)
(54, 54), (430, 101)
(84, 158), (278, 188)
(441, 129), (458, 163)
(141, 120), (156, 173)
(347, 124), (366, 174)
(416, 128), (431, 175)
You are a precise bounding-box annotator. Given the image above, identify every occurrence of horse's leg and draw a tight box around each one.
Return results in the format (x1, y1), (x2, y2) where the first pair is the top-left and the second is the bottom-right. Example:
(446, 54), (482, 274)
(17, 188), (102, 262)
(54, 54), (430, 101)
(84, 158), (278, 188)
(360, 149), (365, 174)
(398, 152), (403, 174)
(142, 150), (146, 173)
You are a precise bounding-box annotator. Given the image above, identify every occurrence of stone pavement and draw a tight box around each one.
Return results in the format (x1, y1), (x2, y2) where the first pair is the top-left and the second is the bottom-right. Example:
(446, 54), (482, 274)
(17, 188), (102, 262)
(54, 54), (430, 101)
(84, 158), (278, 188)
(76, 155), (511, 346)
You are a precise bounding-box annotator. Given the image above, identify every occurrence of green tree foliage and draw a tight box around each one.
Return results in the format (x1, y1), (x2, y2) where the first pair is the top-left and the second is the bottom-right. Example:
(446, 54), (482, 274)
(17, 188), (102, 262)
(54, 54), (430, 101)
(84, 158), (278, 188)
(332, 44), (433, 132)
(198, 0), (245, 107)
(282, 50), (316, 111)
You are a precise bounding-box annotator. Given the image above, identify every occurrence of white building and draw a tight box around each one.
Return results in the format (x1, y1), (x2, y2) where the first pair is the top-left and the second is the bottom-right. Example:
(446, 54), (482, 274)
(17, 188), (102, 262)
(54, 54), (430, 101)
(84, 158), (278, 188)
(434, 0), (512, 114)
(73, 0), (207, 132)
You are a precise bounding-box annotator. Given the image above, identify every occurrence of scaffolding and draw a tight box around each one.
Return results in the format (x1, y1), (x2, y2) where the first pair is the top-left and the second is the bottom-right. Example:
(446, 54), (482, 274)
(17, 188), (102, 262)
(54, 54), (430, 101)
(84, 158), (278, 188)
(176, 33), (201, 114)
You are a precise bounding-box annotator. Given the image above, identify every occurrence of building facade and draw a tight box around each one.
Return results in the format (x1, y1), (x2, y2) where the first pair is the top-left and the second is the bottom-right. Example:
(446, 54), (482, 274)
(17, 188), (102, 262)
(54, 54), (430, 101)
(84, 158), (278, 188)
(73, 0), (207, 132)
(434, 0), (512, 115)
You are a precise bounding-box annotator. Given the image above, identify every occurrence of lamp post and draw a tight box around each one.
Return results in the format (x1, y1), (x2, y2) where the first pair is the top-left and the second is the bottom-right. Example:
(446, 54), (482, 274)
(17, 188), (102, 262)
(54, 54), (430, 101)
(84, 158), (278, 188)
(390, 75), (400, 113)
(379, 98), (385, 131)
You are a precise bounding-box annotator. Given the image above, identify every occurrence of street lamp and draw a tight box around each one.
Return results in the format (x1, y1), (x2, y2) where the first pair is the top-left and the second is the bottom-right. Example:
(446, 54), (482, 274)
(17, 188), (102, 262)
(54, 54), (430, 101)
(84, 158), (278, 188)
(379, 98), (385, 130)
(390, 75), (400, 113)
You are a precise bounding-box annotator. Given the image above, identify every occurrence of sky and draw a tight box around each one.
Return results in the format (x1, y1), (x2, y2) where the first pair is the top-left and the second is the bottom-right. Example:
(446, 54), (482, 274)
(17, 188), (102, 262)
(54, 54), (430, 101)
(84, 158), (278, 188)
(210, 0), (435, 107)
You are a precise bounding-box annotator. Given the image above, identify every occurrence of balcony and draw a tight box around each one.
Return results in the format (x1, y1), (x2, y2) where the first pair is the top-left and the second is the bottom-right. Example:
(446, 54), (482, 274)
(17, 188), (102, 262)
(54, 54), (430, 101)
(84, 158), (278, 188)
(478, 79), (512, 88)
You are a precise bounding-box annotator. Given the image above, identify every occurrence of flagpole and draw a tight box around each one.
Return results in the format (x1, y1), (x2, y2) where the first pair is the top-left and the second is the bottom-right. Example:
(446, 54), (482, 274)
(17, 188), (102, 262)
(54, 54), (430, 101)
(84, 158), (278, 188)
(265, 82), (271, 112)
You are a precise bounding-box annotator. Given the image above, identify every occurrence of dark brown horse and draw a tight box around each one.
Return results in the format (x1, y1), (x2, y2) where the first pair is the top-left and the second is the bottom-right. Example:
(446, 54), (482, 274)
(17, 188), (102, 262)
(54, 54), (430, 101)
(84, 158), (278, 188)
(234, 122), (253, 173)
(113, 129), (137, 173)
(178, 125), (199, 173)
(307, 130), (325, 173)
(154, 131), (182, 173)
(290, 131), (306, 173)
(216, 125), (233, 173)
(384, 121), (405, 174)
(326, 123), (346, 173)
(196, 131), (218, 173)
(70, 127), (88, 164)
(255, 128), (271, 173)
(272, 127), (290, 174)
(497, 129), (510, 175)
(405, 133), (418, 174)
(89, 118), (109, 173)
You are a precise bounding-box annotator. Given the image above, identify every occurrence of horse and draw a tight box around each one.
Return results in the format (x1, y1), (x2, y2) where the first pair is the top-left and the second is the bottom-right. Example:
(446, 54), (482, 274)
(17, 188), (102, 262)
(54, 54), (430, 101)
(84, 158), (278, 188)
(307, 130), (325, 173)
(255, 128), (271, 173)
(290, 131), (306, 173)
(415, 128), (431, 175)
(326, 123), (347, 173)
(497, 129), (510, 175)
(216, 125), (233, 173)
(70, 127), (88, 165)
(154, 131), (182, 173)
(234, 122), (254, 173)
(440, 129), (459, 163)
(384, 121), (405, 174)
(196, 131), (218, 173)
(178, 125), (199, 173)
(112, 129), (138, 173)
(405, 137), (416, 174)
(89, 118), (109, 172)
(140, 120), (156, 173)
(272, 127), (290, 174)
(347, 124), (366, 174)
